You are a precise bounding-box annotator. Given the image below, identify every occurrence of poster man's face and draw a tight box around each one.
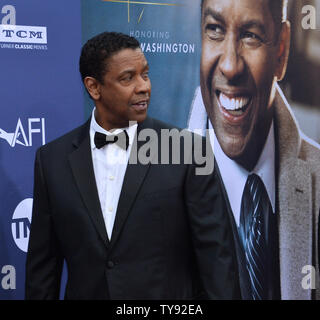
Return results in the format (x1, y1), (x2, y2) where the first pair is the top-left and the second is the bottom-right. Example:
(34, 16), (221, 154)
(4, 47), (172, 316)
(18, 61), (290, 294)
(200, 0), (289, 170)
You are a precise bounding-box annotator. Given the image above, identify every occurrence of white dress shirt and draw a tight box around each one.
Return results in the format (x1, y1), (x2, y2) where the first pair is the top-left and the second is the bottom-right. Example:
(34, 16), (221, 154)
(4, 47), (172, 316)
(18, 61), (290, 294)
(89, 108), (137, 240)
(209, 121), (276, 227)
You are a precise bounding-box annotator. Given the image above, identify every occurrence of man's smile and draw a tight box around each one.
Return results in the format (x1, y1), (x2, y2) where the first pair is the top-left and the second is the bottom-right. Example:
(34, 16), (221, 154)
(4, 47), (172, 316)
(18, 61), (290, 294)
(215, 89), (252, 124)
(131, 98), (149, 111)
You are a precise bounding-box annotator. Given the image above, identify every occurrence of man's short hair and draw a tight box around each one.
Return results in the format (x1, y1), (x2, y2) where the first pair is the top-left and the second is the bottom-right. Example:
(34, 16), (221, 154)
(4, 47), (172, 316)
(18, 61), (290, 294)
(201, 0), (288, 39)
(79, 32), (140, 84)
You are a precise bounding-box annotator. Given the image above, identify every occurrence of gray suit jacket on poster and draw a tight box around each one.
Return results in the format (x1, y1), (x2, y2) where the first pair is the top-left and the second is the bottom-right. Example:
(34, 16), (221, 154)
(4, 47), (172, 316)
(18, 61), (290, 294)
(188, 84), (320, 300)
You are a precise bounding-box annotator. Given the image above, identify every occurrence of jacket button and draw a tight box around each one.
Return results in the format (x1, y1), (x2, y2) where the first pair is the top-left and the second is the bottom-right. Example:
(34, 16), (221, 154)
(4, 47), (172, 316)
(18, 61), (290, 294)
(107, 261), (115, 269)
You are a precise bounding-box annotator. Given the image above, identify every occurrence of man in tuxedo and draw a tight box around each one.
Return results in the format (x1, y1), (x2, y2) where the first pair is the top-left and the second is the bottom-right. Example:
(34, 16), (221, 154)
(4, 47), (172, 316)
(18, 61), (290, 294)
(25, 32), (239, 299)
(188, 0), (320, 299)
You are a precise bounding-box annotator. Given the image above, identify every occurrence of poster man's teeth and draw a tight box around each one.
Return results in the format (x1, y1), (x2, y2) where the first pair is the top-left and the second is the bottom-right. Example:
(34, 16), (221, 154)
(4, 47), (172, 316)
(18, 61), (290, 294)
(219, 93), (249, 111)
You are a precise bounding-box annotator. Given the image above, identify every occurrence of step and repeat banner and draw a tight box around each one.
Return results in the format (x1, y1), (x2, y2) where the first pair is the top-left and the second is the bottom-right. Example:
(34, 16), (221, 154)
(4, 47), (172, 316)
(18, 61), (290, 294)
(1, 0), (320, 299)
(0, 0), (83, 299)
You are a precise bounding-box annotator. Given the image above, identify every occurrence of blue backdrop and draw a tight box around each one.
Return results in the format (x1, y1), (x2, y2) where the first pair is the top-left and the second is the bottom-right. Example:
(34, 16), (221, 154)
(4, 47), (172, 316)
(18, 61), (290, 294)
(0, 0), (83, 299)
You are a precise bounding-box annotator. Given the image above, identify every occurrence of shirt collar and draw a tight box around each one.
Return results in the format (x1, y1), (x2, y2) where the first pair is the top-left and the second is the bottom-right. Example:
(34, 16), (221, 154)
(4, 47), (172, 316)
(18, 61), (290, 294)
(210, 120), (276, 227)
(89, 107), (138, 150)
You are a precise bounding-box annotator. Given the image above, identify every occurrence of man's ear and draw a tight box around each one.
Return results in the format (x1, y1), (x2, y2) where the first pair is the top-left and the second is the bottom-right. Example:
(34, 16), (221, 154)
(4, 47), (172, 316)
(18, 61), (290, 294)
(275, 20), (291, 81)
(84, 76), (101, 100)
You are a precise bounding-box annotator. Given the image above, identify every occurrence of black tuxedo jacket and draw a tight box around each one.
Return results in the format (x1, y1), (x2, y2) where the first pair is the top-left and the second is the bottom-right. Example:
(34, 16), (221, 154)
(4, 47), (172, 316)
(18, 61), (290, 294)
(25, 116), (239, 300)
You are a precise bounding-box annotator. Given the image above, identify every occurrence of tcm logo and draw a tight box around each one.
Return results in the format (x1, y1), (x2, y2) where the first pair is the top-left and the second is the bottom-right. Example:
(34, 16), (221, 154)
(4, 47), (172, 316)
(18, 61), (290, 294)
(0, 24), (47, 44)
(0, 118), (46, 147)
(11, 198), (33, 253)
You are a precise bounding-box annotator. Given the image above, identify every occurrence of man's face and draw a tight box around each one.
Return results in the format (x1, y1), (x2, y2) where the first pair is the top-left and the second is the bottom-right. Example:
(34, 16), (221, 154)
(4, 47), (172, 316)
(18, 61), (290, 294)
(200, 0), (289, 170)
(90, 48), (151, 130)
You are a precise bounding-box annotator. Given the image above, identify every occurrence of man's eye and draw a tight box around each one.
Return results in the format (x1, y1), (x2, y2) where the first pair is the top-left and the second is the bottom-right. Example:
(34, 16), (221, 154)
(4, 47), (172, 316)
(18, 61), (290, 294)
(142, 72), (149, 80)
(205, 24), (225, 40)
(121, 75), (133, 82)
(242, 32), (263, 47)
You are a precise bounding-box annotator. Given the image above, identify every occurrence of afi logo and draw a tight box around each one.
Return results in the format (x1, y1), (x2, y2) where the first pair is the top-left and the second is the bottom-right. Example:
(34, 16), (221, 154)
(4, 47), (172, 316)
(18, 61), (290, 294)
(0, 118), (45, 147)
(11, 198), (33, 253)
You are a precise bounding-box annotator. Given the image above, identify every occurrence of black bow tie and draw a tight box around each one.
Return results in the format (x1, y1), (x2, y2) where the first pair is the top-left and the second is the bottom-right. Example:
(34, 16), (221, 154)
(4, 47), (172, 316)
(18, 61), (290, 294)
(94, 130), (129, 150)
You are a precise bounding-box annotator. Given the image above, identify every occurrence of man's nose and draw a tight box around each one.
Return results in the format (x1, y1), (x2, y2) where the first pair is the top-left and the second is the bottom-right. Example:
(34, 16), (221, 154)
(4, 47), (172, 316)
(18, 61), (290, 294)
(218, 38), (244, 81)
(135, 75), (151, 94)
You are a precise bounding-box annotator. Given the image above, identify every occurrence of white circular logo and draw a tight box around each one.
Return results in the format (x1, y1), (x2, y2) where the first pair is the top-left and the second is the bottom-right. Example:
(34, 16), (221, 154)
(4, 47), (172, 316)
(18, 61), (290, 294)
(11, 198), (33, 252)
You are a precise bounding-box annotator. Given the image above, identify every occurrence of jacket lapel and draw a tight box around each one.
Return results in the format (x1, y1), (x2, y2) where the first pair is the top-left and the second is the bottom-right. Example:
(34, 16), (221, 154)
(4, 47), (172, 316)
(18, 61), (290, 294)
(68, 119), (109, 246)
(109, 117), (155, 248)
(277, 158), (312, 300)
(275, 87), (313, 300)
